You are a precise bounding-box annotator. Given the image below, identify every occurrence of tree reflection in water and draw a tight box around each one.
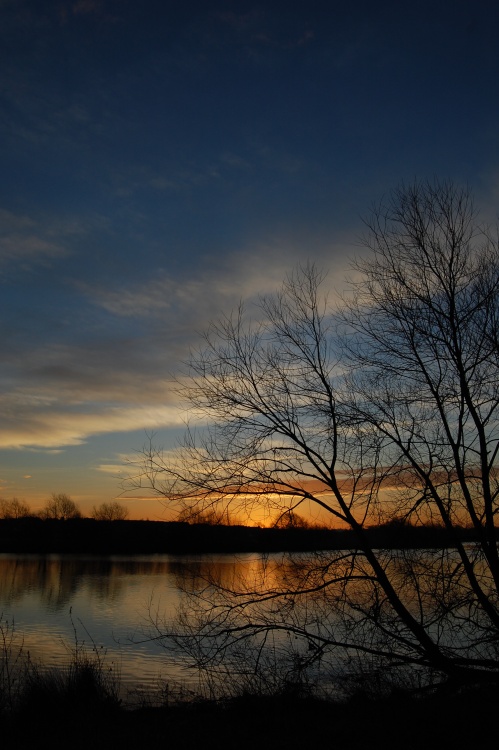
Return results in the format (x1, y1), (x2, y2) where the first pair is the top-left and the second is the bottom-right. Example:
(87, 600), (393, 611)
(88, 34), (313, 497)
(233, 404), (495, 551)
(0, 554), (188, 693)
(2, 550), (497, 699)
(149, 547), (499, 698)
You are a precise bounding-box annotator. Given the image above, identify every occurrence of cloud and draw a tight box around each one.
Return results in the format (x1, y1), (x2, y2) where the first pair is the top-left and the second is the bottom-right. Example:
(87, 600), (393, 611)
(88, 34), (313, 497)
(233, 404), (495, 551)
(82, 232), (351, 321)
(0, 226), (355, 451)
(0, 329), (189, 448)
(95, 452), (139, 475)
(95, 463), (127, 475)
(0, 402), (185, 450)
(0, 234), (67, 266)
(82, 275), (176, 318)
(0, 209), (76, 270)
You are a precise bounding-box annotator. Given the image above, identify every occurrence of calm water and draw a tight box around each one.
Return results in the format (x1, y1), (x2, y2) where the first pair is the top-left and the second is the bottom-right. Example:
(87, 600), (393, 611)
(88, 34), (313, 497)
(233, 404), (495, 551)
(0, 552), (270, 697)
(2, 549), (479, 702)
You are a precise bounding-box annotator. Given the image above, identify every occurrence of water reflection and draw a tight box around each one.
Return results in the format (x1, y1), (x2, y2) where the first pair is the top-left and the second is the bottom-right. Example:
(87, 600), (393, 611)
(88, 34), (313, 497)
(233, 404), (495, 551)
(0, 555), (188, 611)
(0, 553), (275, 694)
(2, 548), (491, 700)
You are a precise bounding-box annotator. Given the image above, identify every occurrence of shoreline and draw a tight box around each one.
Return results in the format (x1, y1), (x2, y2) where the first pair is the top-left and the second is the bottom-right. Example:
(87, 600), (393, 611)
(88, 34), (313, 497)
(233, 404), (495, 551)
(0, 517), (487, 555)
(3, 680), (498, 750)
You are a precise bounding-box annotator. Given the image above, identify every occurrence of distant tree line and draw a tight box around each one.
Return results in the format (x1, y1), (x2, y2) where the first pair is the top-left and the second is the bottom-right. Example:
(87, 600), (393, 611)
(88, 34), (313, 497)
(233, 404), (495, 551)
(0, 515), (492, 556)
(0, 494), (129, 521)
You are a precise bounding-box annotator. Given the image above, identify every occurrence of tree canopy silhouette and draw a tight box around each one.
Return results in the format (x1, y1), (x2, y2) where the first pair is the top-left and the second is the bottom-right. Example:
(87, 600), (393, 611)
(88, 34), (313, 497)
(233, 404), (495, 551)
(40, 493), (81, 521)
(91, 501), (129, 521)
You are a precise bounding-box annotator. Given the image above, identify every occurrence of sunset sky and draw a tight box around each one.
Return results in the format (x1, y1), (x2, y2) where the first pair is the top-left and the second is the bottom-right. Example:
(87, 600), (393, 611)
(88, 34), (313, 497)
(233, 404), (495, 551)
(1, 0), (499, 518)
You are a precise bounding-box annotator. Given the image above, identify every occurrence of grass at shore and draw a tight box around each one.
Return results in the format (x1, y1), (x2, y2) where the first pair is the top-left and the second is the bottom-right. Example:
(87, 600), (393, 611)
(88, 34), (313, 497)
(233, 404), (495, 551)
(2, 617), (497, 749)
(2, 680), (498, 750)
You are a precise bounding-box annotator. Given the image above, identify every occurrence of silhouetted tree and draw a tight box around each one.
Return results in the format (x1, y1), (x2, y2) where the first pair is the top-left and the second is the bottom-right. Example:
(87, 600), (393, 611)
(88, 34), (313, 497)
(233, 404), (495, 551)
(133, 181), (499, 690)
(273, 510), (310, 529)
(40, 493), (81, 520)
(0, 497), (31, 519)
(176, 506), (235, 525)
(91, 501), (129, 521)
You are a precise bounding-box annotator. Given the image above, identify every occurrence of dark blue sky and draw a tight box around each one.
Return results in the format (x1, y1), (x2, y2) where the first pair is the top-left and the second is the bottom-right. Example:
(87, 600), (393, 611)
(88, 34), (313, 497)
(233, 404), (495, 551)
(1, 0), (498, 517)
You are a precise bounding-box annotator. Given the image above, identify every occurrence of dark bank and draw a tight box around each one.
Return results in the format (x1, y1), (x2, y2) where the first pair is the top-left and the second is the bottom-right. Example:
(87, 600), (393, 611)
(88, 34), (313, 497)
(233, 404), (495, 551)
(0, 517), (489, 555)
(2, 673), (498, 750)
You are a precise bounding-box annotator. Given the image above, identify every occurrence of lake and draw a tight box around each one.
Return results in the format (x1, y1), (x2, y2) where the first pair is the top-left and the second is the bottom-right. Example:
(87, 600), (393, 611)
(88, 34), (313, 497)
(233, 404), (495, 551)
(2, 548), (484, 703)
(0, 552), (273, 700)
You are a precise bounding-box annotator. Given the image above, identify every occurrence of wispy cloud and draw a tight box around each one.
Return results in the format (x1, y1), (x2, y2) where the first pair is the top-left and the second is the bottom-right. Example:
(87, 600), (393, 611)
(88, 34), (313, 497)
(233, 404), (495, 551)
(81, 230), (355, 333)
(0, 209), (72, 268)
(0, 335), (186, 449)
(0, 403), (185, 450)
(0, 222), (355, 452)
(95, 463), (127, 475)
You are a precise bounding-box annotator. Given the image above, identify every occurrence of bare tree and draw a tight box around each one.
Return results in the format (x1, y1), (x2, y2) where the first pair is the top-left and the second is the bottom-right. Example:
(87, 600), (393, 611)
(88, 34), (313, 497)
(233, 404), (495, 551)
(273, 509), (311, 529)
(132, 181), (499, 690)
(91, 501), (129, 521)
(40, 493), (82, 520)
(176, 505), (238, 525)
(0, 497), (31, 519)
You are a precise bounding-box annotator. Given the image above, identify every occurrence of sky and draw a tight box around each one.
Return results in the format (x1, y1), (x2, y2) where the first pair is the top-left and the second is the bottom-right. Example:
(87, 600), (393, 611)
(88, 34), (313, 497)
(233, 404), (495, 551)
(1, 0), (499, 519)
